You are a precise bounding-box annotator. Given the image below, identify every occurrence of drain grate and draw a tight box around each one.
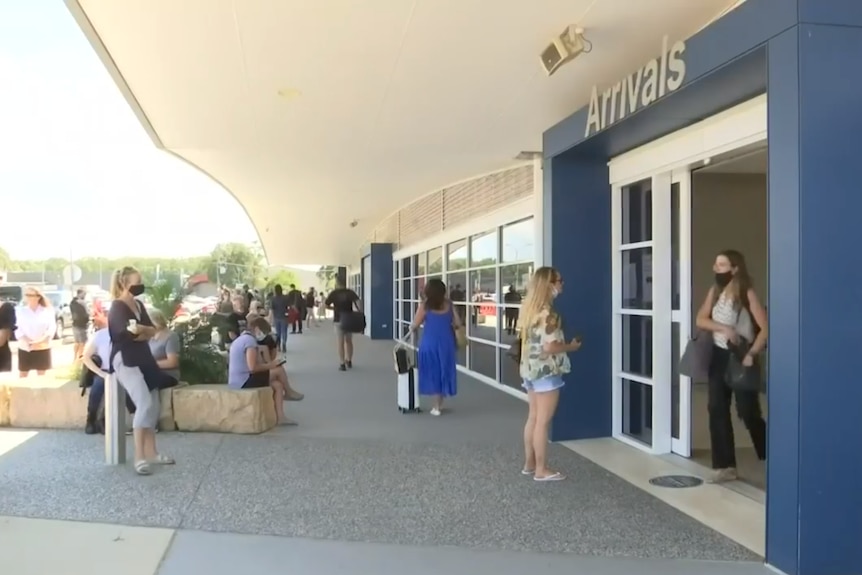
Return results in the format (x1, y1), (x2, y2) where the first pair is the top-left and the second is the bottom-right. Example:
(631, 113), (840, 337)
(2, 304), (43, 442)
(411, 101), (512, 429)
(649, 475), (704, 488)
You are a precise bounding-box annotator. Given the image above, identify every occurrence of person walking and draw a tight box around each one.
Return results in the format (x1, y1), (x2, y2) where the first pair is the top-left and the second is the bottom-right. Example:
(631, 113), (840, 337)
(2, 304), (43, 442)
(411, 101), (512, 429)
(406, 278), (460, 416)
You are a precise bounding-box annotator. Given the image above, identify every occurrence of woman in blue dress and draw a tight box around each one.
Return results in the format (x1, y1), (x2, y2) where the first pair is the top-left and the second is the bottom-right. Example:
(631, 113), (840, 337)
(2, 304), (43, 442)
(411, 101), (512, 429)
(407, 278), (461, 416)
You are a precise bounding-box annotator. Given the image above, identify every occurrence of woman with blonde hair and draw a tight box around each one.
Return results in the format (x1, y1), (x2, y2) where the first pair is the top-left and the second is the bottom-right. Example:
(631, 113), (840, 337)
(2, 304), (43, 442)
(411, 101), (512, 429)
(15, 286), (56, 377)
(148, 309), (181, 389)
(518, 266), (581, 482)
(108, 266), (173, 475)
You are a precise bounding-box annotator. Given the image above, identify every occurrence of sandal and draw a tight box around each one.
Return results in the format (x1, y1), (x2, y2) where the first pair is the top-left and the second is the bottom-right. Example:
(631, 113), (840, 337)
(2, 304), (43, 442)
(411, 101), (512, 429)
(134, 460), (152, 476)
(149, 454), (175, 465)
(534, 471), (566, 482)
(521, 468), (535, 476)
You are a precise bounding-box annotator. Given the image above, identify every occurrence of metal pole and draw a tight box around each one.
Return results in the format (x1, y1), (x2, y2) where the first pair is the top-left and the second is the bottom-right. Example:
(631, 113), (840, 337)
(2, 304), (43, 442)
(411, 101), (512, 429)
(104, 374), (127, 464)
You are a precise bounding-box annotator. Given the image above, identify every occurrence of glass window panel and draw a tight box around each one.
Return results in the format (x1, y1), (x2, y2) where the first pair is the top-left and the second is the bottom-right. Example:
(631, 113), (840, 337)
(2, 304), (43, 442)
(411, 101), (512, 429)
(468, 303), (498, 342)
(457, 341), (467, 367)
(502, 218), (534, 263)
(393, 280), (398, 301)
(622, 314), (653, 378)
(469, 341), (497, 380)
(400, 278), (412, 301)
(447, 272), (468, 325)
(622, 379), (653, 446)
(469, 269), (496, 303)
(500, 305), (521, 344)
(447, 239), (468, 271)
(621, 247), (652, 310)
(416, 276), (426, 300)
(410, 255), (418, 276)
(499, 263), (531, 303)
(500, 347), (522, 391)
(401, 257), (412, 278)
(671, 181), (680, 311)
(401, 301), (414, 324)
(428, 247), (443, 274)
(428, 274), (442, 285)
(416, 252), (427, 276)
(621, 178), (652, 244)
(672, 322), (680, 440)
(469, 229), (497, 267)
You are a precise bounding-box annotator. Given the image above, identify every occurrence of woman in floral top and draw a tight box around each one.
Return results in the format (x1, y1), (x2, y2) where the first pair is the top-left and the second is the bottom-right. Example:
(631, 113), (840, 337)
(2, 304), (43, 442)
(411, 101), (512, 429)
(518, 266), (581, 481)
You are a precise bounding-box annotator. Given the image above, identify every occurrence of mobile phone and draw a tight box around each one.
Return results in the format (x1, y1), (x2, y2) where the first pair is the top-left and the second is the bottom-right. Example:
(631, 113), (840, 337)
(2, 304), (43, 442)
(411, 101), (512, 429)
(275, 358), (287, 366)
(573, 335), (583, 343)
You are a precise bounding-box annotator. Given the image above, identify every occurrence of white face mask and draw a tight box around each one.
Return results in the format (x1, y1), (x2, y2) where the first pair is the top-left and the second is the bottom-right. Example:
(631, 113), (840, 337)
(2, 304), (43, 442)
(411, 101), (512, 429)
(551, 286), (560, 298)
(255, 332), (266, 342)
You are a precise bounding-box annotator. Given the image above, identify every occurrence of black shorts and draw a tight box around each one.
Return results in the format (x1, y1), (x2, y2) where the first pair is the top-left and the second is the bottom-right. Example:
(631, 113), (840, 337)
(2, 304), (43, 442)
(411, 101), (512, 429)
(242, 371), (270, 389)
(18, 349), (52, 372)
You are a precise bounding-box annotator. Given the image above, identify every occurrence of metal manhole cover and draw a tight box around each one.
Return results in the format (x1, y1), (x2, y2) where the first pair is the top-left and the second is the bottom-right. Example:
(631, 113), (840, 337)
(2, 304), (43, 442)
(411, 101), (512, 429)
(649, 475), (704, 488)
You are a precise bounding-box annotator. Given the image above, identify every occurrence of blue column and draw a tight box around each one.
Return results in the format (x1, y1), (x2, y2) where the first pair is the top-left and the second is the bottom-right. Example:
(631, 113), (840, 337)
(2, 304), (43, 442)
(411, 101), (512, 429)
(544, 153), (612, 441)
(336, 266), (347, 287)
(766, 7), (862, 574)
(367, 243), (394, 340)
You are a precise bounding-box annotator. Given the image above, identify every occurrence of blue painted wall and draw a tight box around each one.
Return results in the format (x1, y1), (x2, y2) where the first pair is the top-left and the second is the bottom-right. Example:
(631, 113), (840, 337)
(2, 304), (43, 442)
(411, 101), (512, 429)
(336, 266), (347, 287)
(766, 10), (862, 575)
(367, 244), (394, 340)
(543, 1), (862, 574)
(545, 155), (612, 442)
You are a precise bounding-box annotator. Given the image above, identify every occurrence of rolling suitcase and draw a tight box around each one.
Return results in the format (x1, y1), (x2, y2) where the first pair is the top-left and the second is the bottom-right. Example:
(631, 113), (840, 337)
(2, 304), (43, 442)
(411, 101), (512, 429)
(394, 344), (420, 413)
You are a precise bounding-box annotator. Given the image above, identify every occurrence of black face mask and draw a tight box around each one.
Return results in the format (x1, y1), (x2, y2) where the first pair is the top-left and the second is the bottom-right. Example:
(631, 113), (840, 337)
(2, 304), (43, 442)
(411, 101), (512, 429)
(129, 284), (146, 297)
(714, 272), (734, 287)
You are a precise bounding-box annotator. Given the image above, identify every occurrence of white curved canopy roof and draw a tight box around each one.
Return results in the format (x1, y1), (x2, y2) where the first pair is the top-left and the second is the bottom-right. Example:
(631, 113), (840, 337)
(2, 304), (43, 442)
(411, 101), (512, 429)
(67, 0), (736, 264)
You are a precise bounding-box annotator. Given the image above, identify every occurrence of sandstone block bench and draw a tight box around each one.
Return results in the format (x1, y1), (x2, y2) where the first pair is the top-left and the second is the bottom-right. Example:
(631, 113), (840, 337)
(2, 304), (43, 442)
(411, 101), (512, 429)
(170, 384), (276, 434)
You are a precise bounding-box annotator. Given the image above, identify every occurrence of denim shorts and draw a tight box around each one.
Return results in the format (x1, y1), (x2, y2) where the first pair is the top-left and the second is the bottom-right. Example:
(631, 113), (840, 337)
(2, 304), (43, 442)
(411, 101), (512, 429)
(522, 374), (565, 393)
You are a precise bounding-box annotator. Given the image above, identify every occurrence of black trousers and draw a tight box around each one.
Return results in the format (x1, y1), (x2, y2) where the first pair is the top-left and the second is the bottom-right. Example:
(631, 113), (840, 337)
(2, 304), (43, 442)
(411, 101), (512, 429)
(291, 315), (303, 333)
(707, 346), (767, 469)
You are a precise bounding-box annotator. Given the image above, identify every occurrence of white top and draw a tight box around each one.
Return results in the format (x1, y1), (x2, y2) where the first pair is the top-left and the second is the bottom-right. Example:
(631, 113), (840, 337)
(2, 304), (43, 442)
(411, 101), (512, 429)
(14, 305), (56, 351)
(90, 328), (111, 365)
(711, 291), (755, 349)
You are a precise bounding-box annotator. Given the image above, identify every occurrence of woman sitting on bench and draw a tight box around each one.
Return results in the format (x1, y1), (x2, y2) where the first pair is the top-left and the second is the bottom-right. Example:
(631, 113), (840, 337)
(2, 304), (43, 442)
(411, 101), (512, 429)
(228, 315), (296, 426)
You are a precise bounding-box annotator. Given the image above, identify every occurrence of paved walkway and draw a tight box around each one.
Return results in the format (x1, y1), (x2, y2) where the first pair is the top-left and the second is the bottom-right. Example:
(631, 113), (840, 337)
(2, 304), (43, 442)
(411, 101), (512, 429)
(0, 322), (769, 574)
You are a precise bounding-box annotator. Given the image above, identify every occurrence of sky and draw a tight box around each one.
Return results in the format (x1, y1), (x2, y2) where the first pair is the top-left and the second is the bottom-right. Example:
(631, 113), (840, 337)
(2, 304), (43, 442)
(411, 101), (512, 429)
(0, 1), (282, 263)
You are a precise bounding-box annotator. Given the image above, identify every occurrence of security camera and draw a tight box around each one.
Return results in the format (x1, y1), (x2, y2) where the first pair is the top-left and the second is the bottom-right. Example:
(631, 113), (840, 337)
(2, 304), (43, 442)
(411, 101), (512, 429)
(541, 26), (587, 76)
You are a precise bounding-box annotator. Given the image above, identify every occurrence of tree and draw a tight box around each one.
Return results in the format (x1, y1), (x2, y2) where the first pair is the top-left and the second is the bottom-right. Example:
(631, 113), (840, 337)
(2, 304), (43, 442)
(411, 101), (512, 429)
(316, 265), (338, 289)
(204, 243), (265, 289)
(0, 246), (10, 270)
(262, 269), (300, 293)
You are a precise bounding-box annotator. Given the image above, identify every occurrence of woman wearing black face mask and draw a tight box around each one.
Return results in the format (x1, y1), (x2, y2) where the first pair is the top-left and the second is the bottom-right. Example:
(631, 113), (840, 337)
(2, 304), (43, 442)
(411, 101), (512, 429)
(108, 265), (174, 476)
(695, 250), (768, 483)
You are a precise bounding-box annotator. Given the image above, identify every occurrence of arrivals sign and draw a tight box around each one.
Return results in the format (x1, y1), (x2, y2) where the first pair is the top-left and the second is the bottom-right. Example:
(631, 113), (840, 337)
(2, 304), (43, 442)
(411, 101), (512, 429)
(584, 36), (687, 138)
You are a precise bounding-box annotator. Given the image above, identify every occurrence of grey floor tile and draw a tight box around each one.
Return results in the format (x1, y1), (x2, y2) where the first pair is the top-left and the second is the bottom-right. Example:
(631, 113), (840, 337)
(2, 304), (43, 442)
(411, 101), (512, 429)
(158, 530), (769, 575)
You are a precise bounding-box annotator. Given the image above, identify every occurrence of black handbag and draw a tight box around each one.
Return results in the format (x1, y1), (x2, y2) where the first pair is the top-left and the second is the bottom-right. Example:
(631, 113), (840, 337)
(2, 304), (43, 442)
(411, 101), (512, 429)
(726, 338), (762, 392)
(340, 310), (367, 334)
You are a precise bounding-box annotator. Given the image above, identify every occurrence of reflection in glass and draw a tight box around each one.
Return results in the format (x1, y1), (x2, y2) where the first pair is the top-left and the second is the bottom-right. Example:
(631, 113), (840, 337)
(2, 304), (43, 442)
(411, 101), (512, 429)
(416, 276), (426, 299)
(500, 347), (522, 390)
(502, 218), (534, 263)
(500, 306), (520, 342)
(416, 252), (427, 276)
(401, 257), (413, 278)
(672, 322), (680, 440)
(448, 239), (468, 271)
(671, 182), (680, 311)
(470, 229), (498, 267)
(428, 247), (443, 274)
(467, 304), (498, 342)
(469, 269), (496, 302)
(622, 378), (653, 446)
(621, 178), (652, 244)
(447, 272), (467, 324)
(400, 279), (412, 302)
(621, 247), (652, 309)
(621, 314), (652, 378)
(401, 301), (413, 324)
(469, 341), (497, 380)
(457, 341), (467, 367)
(499, 263), (531, 302)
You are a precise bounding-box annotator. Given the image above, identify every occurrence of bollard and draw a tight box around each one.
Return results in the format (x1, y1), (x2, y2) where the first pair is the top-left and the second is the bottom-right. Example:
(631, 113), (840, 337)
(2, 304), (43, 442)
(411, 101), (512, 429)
(104, 373), (126, 465)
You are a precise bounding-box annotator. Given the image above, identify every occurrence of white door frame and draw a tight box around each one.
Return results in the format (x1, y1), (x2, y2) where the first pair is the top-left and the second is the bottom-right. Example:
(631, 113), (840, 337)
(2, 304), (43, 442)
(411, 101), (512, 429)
(609, 94), (767, 456)
(362, 256), (372, 336)
(671, 169), (692, 457)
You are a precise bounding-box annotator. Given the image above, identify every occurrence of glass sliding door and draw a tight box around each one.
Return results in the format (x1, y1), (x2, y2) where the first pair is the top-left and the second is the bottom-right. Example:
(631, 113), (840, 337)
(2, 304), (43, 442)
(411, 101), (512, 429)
(670, 170), (692, 456)
(612, 172), (678, 454)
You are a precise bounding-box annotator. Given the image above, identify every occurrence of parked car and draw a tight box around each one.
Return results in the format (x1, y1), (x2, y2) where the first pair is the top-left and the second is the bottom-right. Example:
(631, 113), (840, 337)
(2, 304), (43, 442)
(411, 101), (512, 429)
(44, 290), (74, 339)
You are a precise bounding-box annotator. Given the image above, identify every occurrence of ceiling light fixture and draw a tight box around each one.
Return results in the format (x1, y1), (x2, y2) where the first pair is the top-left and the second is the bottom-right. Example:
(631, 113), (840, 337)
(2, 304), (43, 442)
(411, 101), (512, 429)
(515, 151), (542, 161)
(541, 26), (591, 76)
(277, 88), (302, 100)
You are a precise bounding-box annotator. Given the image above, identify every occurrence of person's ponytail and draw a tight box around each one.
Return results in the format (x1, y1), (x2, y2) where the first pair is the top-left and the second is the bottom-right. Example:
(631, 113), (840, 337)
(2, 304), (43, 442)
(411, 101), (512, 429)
(110, 269), (124, 299)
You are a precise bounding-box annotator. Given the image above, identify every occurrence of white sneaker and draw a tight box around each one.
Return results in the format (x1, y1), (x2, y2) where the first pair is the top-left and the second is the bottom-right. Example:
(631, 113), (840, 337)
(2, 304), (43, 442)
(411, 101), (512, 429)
(430, 407), (441, 416)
